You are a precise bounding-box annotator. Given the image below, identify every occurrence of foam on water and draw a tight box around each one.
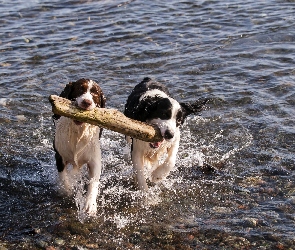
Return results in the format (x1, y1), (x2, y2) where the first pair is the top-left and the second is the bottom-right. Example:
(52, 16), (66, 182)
(0, 98), (8, 106)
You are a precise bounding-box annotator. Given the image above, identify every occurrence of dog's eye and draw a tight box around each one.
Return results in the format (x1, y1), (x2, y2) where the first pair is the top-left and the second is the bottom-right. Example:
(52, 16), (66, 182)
(176, 118), (182, 126)
(77, 85), (87, 94)
(176, 111), (183, 126)
(90, 87), (99, 96)
(161, 112), (170, 119)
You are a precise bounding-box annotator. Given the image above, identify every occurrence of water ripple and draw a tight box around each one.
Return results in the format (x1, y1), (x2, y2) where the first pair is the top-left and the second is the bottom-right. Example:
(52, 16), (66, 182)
(1, 0), (295, 248)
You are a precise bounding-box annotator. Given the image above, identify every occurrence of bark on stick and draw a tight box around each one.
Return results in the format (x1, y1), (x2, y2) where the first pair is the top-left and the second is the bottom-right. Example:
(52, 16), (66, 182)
(49, 95), (163, 142)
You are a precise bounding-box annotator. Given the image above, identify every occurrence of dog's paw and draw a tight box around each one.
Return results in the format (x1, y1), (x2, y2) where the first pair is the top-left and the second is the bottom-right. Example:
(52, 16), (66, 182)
(83, 199), (97, 216)
(150, 169), (168, 183)
(57, 183), (74, 196)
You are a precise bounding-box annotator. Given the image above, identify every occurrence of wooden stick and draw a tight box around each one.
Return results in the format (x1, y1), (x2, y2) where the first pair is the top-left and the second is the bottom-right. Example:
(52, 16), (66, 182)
(48, 95), (163, 142)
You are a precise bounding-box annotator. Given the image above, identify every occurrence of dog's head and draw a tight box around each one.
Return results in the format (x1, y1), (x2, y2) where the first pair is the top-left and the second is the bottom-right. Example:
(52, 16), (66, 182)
(136, 92), (209, 141)
(60, 78), (106, 110)
(147, 97), (183, 140)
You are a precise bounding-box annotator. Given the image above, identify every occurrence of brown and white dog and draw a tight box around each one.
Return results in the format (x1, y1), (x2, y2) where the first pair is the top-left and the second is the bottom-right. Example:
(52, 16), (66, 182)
(124, 77), (209, 191)
(53, 78), (105, 216)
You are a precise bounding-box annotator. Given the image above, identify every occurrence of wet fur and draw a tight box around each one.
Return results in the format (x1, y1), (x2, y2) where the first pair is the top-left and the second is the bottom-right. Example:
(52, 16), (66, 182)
(124, 77), (208, 191)
(53, 78), (105, 216)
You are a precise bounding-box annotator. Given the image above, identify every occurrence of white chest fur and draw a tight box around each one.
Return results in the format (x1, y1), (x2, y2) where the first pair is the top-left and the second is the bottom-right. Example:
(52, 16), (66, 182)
(54, 117), (101, 167)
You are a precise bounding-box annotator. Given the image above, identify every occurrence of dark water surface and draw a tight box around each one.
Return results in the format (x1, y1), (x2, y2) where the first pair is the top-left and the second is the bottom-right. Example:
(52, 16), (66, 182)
(1, 0), (295, 249)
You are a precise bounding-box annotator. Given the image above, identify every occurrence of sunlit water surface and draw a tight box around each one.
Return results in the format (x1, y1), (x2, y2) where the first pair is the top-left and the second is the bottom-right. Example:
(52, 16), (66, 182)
(0, 0), (295, 249)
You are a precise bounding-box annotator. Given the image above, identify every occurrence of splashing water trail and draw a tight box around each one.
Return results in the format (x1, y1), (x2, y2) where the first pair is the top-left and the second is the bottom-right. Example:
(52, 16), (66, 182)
(1, 0), (295, 248)
(69, 114), (253, 228)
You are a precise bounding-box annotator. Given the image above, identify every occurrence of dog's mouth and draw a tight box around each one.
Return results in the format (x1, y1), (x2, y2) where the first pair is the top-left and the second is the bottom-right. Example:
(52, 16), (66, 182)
(74, 120), (84, 126)
(74, 100), (95, 111)
(149, 140), (164, 149)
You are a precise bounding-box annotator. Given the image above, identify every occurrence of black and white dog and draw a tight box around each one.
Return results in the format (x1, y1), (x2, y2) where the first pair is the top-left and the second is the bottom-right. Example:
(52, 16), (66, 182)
(53, 78), (105, 216)
(124, 77), (209, 191)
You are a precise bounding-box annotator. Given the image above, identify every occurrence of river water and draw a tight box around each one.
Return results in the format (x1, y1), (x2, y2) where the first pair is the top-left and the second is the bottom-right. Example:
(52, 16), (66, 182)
(0, 0), (295, 249)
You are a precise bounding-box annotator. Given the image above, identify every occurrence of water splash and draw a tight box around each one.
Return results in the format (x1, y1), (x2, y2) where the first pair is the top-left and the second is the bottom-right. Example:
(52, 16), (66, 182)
(178, 115), (253, 169)
(67, 113), (254, 225)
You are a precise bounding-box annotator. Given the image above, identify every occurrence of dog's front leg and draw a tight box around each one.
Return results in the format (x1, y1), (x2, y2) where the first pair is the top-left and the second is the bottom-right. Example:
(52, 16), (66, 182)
(58, 168), (74, 195)
(84, 158), (101, 216)
(151, 140), (180, 183)
(132, 150), (148, 191)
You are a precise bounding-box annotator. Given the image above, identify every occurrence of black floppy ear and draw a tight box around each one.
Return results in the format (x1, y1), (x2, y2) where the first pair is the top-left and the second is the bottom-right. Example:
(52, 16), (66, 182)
(60, 82), (73, 99)
(180, 98), (210, 118)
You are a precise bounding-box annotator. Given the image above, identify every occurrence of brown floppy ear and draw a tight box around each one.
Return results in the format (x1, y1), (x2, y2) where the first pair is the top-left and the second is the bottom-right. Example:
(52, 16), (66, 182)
(101, 94), (106, 108)
(97, 89), (106, 139)
(53, 82), (73, 121)
(60, 82), (73, 99)
(95, 84), (106, 108)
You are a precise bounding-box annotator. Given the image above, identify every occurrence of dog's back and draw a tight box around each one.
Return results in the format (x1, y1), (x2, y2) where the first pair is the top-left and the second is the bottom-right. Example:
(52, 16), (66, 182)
(124, 77), (171, 120)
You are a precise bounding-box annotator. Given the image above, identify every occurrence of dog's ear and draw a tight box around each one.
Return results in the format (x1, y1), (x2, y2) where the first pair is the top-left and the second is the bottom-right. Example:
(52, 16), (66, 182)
(180, 98), (210, 119)
(53, 82), (73, 120)
(91, 81), (106, 108)
(140, 77), (152, 84)
(60, 82), (73, 99)
(100, 92), (106, 108)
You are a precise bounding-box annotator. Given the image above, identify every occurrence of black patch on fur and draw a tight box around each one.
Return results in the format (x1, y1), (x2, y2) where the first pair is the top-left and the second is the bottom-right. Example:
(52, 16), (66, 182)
(124, 77), (210, 124)
(124, 77), (171, 120)
(145, 98), (173, 121)
(53, 139), (65, 172)
(131, 96), (173, 122)
(124, 77), (210, 122)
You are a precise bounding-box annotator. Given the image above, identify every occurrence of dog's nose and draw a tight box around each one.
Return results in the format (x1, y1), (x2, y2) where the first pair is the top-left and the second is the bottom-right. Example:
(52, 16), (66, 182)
(81, 99), (92, 108)
(164, 130), (174, 140)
